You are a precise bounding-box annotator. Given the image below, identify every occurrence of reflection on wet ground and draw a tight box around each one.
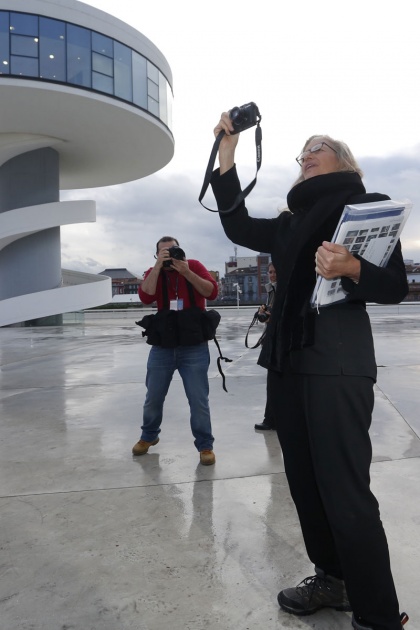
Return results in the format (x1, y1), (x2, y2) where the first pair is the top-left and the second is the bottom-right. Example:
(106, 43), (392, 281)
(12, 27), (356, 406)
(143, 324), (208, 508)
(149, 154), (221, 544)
(0, 305), (419, 629)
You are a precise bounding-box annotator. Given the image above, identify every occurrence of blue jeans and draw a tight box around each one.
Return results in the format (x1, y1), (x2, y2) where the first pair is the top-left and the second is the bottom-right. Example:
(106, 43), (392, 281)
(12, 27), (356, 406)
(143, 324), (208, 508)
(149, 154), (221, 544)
(140, 342), (214, 451)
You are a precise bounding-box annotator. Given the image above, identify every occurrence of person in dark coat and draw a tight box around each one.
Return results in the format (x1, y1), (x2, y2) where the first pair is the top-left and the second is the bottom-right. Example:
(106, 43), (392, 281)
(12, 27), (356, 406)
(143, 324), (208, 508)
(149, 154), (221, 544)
(255, 261), (277, 430)
(209, 111), (409, 630)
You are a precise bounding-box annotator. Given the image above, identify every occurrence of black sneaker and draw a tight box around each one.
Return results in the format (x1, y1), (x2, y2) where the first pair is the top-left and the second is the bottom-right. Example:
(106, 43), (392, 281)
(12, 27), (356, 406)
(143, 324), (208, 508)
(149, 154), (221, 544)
(352, 611), (409, 629)
(254, 421), (275, 430)
(278, 568), (351, 616)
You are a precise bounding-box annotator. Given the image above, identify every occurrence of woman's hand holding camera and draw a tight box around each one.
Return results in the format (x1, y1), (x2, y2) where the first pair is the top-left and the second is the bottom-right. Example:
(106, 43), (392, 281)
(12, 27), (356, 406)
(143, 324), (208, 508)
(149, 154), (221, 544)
(257, 304), (271, 323)
(214, 111), (240, 175)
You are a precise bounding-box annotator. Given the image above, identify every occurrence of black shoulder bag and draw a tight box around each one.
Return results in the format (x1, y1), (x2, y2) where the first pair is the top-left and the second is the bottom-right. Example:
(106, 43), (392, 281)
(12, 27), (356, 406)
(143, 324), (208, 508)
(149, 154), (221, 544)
(136, 273), (232, 391)
(181, 282), (232, 392)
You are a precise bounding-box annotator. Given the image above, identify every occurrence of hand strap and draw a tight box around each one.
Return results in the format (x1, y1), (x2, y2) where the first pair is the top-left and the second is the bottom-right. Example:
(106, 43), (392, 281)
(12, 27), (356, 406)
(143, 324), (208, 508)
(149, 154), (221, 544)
(185, 279), (196, 307)
(160, 270), (170, 309)
(213, 336), (232, 392)
(245, 311), (267, 349)
(198, 123), (262, 215)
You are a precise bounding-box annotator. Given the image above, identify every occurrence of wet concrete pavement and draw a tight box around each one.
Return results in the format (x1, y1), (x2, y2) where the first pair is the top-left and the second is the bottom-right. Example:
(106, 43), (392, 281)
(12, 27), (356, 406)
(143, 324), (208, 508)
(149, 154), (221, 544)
(0, 305), (419, 630)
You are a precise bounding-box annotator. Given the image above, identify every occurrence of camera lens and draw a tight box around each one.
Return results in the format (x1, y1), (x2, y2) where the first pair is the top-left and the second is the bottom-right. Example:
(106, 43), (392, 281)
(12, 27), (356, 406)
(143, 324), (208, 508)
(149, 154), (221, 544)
(230, 107), (247, 126)
(230, 107), (240, 122)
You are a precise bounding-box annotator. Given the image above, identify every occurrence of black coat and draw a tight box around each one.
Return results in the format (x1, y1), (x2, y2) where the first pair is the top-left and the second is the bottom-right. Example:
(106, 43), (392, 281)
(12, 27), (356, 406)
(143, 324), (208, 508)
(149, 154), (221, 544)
(211, 167), (408, 379)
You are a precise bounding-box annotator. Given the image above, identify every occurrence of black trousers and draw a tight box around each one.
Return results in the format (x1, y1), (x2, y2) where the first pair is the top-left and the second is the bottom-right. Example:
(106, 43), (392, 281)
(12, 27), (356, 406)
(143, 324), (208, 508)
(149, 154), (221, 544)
(263, 372), (275, 425)
(268, 369), (402, 630)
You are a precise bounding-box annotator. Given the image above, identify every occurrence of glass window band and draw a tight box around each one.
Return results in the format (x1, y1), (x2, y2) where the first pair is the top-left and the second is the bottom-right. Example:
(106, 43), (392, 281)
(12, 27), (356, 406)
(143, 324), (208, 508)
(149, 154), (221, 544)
(0, 9), (173, 132)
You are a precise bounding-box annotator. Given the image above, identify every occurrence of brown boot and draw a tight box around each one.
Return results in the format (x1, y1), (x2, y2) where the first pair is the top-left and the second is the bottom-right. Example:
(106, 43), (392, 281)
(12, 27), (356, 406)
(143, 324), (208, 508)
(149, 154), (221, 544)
(199, 449), (215, 466)
(132, 438), (159, 456)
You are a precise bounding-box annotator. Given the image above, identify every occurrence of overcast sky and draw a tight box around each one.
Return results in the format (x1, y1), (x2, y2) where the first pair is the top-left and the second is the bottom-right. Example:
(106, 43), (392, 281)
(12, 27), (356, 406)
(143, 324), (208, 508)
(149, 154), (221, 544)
(61, 0), (420, 277)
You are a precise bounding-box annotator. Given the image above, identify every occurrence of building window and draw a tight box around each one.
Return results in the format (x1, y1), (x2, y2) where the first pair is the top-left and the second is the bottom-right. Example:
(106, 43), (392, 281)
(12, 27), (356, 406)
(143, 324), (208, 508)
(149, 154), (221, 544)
(147, 60), (159, 117)
(114, 41), (132, 101)
(39, 18), (66, 81)
(92, 51), (113, 76)
(92, 31), (113, 94)
(92, 71), (113, 93)
(0, 11), (9, 74)
(132, 50), (147, 108)
(11, 54), (38, 76)
(92, 32), (112, 56)
(67, 23), (91, 87)
(0, 10), (173, 132)
(10, 12), (38, 36)
(159, 72), (170, 127)
(9, 12), (39, 76)
(11, 34), (38, 57)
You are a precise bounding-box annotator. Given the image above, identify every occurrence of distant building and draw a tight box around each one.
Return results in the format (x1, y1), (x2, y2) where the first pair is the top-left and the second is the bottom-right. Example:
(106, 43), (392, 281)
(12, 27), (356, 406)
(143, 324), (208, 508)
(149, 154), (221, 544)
(208, 270), (220, 284)
(222, 266), (258, 303)
(225, 255), (257, 275)
(405, 264), (420, 283)
(257, 254), (271, 300)
(99, 268), (142, 296)
(222, 251), (271, 303)
(220, 255), (420, 304)
(404, 263), (420, 301)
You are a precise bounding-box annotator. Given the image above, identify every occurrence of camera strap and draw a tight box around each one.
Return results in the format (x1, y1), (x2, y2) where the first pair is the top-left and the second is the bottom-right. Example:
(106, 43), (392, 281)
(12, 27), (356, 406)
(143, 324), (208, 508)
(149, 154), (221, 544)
(185, 282), (232, 392)
(198, 122), (262, 215)
(245, 311), (267, 349)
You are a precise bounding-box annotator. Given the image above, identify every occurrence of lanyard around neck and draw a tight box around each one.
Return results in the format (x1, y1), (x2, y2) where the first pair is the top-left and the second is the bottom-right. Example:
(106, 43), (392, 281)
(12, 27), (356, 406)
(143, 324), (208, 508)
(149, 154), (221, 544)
(161, 271), (195, 309)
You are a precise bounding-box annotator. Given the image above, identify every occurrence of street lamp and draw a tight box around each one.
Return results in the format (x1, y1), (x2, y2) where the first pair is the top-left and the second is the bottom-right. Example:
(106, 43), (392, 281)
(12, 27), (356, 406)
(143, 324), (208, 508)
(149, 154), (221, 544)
(233, 283), (242, 309)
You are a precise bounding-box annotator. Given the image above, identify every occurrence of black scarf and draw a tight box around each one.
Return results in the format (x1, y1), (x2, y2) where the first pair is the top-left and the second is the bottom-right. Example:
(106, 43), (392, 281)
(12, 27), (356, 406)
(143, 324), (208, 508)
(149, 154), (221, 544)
(258, 171), (366, 372)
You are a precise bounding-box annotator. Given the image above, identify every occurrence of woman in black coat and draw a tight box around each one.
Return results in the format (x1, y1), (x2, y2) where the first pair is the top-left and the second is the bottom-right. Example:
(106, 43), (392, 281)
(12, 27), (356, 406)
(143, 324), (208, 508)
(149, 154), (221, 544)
(210, 112), (409, 630)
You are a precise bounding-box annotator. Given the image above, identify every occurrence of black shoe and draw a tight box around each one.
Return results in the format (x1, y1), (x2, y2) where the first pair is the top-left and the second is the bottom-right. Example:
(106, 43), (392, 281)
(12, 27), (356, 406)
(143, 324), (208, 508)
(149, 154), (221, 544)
(278, 568), (351, 616)
(352, 611), (409, 629)
(254, 421), (275, 430)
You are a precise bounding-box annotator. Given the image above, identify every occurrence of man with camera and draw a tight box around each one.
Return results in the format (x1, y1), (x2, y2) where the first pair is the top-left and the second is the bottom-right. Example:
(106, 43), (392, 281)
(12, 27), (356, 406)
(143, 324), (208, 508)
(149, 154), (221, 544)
(255, 262), (277, 431)
(132, 236), (219, 465)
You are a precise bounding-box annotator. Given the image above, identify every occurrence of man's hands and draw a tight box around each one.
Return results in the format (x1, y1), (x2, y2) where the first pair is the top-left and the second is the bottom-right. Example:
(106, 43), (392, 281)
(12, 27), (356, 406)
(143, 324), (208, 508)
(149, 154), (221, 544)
(315, 241), (361, 284)
(170, 258), (189, 276)
(155, 249), (189, 275)
(154, 247), (171, 270)
(141, 247), (179, 296)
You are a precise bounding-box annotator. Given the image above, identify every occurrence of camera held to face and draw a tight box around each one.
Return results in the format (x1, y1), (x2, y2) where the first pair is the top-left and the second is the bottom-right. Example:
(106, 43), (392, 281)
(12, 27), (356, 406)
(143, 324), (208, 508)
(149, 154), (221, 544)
(257, 304), (271, 323)
(163, 245), (186, 268)
(229, 102), (261, 134)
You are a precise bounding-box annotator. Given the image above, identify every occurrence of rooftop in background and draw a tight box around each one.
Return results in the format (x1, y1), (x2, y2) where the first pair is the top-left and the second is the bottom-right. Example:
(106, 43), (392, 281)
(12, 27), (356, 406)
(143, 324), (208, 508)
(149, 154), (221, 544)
(99, 268), (140, 279)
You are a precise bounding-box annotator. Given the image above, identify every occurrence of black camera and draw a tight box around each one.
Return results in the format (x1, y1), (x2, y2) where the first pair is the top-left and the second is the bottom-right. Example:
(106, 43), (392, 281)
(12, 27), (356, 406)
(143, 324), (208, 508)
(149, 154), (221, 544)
(163, 245), (186, 268)
(257, 305), (270, 323)
(229, 102), (261, 134)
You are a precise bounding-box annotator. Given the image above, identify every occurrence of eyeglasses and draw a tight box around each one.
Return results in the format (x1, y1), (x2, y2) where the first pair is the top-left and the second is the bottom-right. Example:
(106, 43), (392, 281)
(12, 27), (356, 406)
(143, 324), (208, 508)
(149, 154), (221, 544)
(296, 142), (337, 166)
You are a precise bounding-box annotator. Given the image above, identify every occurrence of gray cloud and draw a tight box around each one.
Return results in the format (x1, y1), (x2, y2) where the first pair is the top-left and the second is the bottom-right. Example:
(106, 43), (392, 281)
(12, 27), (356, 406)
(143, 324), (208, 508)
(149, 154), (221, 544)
(360, 151), (420, 262)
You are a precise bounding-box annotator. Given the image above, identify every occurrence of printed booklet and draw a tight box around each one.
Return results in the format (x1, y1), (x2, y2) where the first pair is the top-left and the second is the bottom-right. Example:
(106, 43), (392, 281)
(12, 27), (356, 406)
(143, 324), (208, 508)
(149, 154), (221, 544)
(310, 199), (412, 308)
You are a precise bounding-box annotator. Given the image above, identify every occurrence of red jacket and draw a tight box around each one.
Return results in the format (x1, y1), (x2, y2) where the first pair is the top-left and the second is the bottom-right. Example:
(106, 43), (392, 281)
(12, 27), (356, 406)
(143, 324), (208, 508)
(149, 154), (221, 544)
(139, 259), (218, 310)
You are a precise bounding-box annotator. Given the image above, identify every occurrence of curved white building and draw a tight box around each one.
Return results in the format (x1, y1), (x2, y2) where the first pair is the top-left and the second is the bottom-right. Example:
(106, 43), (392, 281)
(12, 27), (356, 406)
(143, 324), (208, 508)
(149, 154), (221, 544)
(0, 0), (174, 326)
